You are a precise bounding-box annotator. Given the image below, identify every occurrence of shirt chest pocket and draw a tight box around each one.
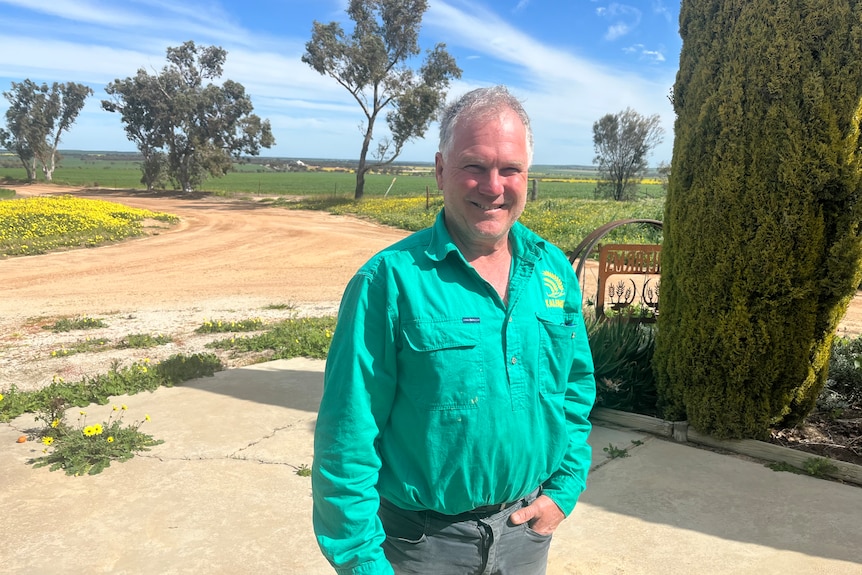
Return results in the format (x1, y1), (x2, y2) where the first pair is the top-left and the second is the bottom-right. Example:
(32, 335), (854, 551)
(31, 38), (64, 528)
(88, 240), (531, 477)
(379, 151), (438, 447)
(400, 319), (487, 411)
(536, 313), (579, 395)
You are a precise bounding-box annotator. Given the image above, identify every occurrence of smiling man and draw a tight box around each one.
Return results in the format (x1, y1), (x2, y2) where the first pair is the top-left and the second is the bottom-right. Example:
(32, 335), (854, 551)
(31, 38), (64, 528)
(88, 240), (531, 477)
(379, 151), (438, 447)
(312, 86), (596, 575)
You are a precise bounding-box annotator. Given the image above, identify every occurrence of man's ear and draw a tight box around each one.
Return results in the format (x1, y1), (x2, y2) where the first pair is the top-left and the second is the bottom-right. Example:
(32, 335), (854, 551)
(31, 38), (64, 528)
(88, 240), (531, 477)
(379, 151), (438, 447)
(435, 152), (444, 190)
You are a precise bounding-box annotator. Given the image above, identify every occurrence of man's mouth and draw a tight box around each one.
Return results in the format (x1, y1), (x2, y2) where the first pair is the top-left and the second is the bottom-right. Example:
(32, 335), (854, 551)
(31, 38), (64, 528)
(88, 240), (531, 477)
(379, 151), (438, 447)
(470, 201), (505, 211)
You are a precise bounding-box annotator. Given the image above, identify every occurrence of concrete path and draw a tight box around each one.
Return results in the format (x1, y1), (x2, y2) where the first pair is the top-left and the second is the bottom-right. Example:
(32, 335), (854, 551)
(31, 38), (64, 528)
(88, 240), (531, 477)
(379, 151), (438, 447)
(2, 358), (861, 574)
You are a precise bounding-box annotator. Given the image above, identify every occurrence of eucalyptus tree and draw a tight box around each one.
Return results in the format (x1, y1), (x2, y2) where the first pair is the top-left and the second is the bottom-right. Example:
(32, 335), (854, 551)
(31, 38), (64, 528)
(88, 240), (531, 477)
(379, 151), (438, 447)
(102, 41), (274, 192)
(653, 0), (862, 438)
(303, 0), (461, 199)
(592, 108), (664, 201)
(0, 79), (92, 181)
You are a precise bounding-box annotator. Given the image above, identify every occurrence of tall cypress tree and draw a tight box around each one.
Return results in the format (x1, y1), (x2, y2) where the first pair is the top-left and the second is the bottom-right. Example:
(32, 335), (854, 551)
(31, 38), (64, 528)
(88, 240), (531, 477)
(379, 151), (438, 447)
(654, 0), (862, 438)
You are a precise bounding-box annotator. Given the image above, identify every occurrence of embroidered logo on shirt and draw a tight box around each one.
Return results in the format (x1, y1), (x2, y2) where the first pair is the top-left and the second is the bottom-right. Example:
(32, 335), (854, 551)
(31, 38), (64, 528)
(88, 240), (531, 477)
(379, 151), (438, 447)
(543, 271), (565, 308)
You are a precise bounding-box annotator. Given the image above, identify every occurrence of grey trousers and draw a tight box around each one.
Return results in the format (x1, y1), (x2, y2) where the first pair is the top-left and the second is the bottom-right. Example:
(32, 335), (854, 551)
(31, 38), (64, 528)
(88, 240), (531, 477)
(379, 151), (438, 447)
(378, 489), (551, 575)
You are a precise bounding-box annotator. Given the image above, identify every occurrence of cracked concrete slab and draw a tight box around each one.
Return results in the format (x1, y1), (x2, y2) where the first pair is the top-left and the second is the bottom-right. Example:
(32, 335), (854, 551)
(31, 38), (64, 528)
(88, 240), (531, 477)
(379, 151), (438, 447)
(2, 358), (862, 574)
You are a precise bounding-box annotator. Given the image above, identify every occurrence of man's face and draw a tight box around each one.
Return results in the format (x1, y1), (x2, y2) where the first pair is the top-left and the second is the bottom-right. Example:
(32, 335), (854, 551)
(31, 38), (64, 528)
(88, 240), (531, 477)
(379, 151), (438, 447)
(435, 108), (529, 256)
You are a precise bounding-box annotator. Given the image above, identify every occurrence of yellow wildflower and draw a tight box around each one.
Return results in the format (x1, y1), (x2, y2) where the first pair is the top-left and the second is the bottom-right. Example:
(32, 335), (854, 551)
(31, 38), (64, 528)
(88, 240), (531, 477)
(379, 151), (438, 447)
(51, 419), (60, 428)
(93, 424), (103, 435)
(145, 414), (151, 422)
(107, 436), (115, 443)
(0, 393), (4, 401)
(83, 426), (96, 437)
(42, 436), (54, 446)
(121, 404), (128, 411)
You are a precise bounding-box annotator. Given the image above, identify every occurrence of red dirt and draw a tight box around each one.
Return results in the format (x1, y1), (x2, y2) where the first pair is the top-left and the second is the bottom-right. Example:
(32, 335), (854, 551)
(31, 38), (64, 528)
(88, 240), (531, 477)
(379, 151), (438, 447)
(0, 185), (410, 328)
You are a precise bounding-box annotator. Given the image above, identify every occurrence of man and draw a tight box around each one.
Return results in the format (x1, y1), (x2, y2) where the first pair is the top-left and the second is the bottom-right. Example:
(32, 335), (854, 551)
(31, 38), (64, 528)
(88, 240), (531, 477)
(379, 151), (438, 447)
(312, 85), (596, 574)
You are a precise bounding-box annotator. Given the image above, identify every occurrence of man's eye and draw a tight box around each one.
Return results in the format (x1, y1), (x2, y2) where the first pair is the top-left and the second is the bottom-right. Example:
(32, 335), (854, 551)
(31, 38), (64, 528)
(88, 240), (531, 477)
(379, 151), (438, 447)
(501, 168), (522, 176)
(462, 165), (484, 174)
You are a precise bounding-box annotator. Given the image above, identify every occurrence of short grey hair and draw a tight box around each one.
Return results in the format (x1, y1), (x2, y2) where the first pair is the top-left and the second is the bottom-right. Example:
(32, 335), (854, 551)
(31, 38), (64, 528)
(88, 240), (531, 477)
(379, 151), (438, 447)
(438, 85), (534, 166)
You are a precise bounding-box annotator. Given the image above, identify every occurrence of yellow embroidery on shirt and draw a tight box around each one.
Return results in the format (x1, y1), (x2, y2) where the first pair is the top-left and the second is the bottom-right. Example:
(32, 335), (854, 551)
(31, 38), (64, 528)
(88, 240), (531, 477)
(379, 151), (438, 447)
(543, 271), (565, 299)
(542, 271), (565, 308)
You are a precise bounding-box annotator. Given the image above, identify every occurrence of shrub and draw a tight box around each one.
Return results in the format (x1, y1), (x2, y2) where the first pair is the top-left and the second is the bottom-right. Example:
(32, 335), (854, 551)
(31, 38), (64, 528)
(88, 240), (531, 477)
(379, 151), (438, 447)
(654, 0), (862, 438)
(822, 336), (862, 409)
(585, 312), (657, 415)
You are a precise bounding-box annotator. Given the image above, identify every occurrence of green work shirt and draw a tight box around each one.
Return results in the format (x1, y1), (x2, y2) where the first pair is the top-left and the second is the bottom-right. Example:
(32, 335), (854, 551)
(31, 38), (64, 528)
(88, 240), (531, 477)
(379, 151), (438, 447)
(312, 210), (596, 575)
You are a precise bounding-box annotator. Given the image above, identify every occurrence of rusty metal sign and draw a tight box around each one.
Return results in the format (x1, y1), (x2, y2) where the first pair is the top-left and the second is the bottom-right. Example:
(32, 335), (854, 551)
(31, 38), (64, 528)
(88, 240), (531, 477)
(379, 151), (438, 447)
(596, 244), (661, 321)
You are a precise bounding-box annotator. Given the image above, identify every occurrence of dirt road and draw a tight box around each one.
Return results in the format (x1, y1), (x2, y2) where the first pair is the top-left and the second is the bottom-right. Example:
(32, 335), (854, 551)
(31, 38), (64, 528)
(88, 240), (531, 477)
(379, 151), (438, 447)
(0, 185), (410, 328)
(3, 183), (862, 392)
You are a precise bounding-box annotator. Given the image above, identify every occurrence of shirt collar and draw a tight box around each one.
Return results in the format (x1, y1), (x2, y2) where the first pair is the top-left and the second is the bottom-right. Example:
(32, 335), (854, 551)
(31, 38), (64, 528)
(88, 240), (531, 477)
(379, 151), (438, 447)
(424, 209), (545, 264)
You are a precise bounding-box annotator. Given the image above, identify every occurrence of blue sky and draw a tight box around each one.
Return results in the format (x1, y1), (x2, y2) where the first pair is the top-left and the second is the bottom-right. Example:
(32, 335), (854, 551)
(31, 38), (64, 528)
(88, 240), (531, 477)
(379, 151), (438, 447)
(0, 0), (681, 166)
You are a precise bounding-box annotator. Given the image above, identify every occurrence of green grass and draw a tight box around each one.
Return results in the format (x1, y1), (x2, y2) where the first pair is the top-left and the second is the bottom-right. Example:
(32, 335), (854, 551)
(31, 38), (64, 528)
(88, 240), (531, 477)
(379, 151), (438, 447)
(0, 316), (337, 423)
(0, 153), (665, 200)
(195, 318), (266, 333)
(280, 195), (664, 255)
(207, 316), (337, 360)
(0, 353), (223, 423)
(44, 317), (108, 332)
(51, 337), (112, 357)
(116, 333), (174, 349)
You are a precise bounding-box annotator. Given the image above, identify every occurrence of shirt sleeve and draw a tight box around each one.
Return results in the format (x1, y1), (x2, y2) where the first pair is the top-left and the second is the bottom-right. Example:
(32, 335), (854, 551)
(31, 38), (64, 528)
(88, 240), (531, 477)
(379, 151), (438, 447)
(312, 270), (397, 575)
(540, 264), (597, 516)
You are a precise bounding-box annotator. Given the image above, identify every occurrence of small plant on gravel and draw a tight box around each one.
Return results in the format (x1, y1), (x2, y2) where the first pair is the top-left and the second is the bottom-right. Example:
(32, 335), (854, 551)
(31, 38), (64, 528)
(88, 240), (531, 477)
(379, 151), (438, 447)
(768, 457), (839, 478)
(51, 336), (111, 357)
(44, 316), (107, 332)
(802, 457), (839, 478)
(116, 333), (173, 349)
(296, 463), (312, 477)
(602, 443), (630, 459)
(195, 317), (265, 333)
(31, 403), (162, 476)
(263, 302), (296, 311)
(207, 316), (336, 360)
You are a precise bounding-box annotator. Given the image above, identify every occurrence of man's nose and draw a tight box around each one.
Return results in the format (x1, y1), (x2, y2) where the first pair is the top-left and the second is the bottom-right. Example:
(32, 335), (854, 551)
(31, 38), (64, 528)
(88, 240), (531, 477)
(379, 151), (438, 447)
(479, 169), (504, 195)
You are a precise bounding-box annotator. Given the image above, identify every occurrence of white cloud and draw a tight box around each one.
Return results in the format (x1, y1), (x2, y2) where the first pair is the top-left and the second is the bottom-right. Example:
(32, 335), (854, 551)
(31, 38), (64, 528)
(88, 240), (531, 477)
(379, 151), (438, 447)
(423, 1), (675, 163)
(596, 2), (642, 42)
(0, 0), (677, 164)
(605, 23), (631, 41)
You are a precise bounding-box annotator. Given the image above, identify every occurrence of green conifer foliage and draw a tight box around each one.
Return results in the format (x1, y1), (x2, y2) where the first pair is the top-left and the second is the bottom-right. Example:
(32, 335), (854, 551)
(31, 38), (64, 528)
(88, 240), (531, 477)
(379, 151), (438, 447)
(654, 0), (862, 438)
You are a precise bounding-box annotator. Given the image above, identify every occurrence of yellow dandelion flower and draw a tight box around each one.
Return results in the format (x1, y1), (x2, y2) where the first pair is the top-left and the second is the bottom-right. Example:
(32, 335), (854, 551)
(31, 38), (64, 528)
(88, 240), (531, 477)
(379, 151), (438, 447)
(93, 424), (103, 435)
(107, 436), (115, 443)
(145, 414), (151, 422)
(83, 426), (96, 437)
(0, 393), (4, 401)
(121, 404), (128, 411)
(51, 419), (60, 428)
(79, 411), (86, 416)
(42, 436), (54, 446)
(112, 405), (118, 411)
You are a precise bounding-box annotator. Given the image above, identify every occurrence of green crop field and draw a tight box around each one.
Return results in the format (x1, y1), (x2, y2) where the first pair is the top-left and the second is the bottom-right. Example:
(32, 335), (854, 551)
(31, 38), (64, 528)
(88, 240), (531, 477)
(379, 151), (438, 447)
(0, 151), (665, 200)
(0, 151), (666, 257)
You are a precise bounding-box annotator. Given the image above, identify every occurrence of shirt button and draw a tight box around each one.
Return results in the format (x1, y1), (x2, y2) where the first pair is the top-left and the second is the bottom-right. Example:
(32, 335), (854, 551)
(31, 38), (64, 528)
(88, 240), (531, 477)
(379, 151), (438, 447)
(511, 356), (517, 365)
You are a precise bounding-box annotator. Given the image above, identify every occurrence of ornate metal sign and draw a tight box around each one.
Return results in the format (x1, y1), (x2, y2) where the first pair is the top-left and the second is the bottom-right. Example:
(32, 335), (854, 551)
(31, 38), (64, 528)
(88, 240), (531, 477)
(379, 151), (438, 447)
(596, 244), (661, 321)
